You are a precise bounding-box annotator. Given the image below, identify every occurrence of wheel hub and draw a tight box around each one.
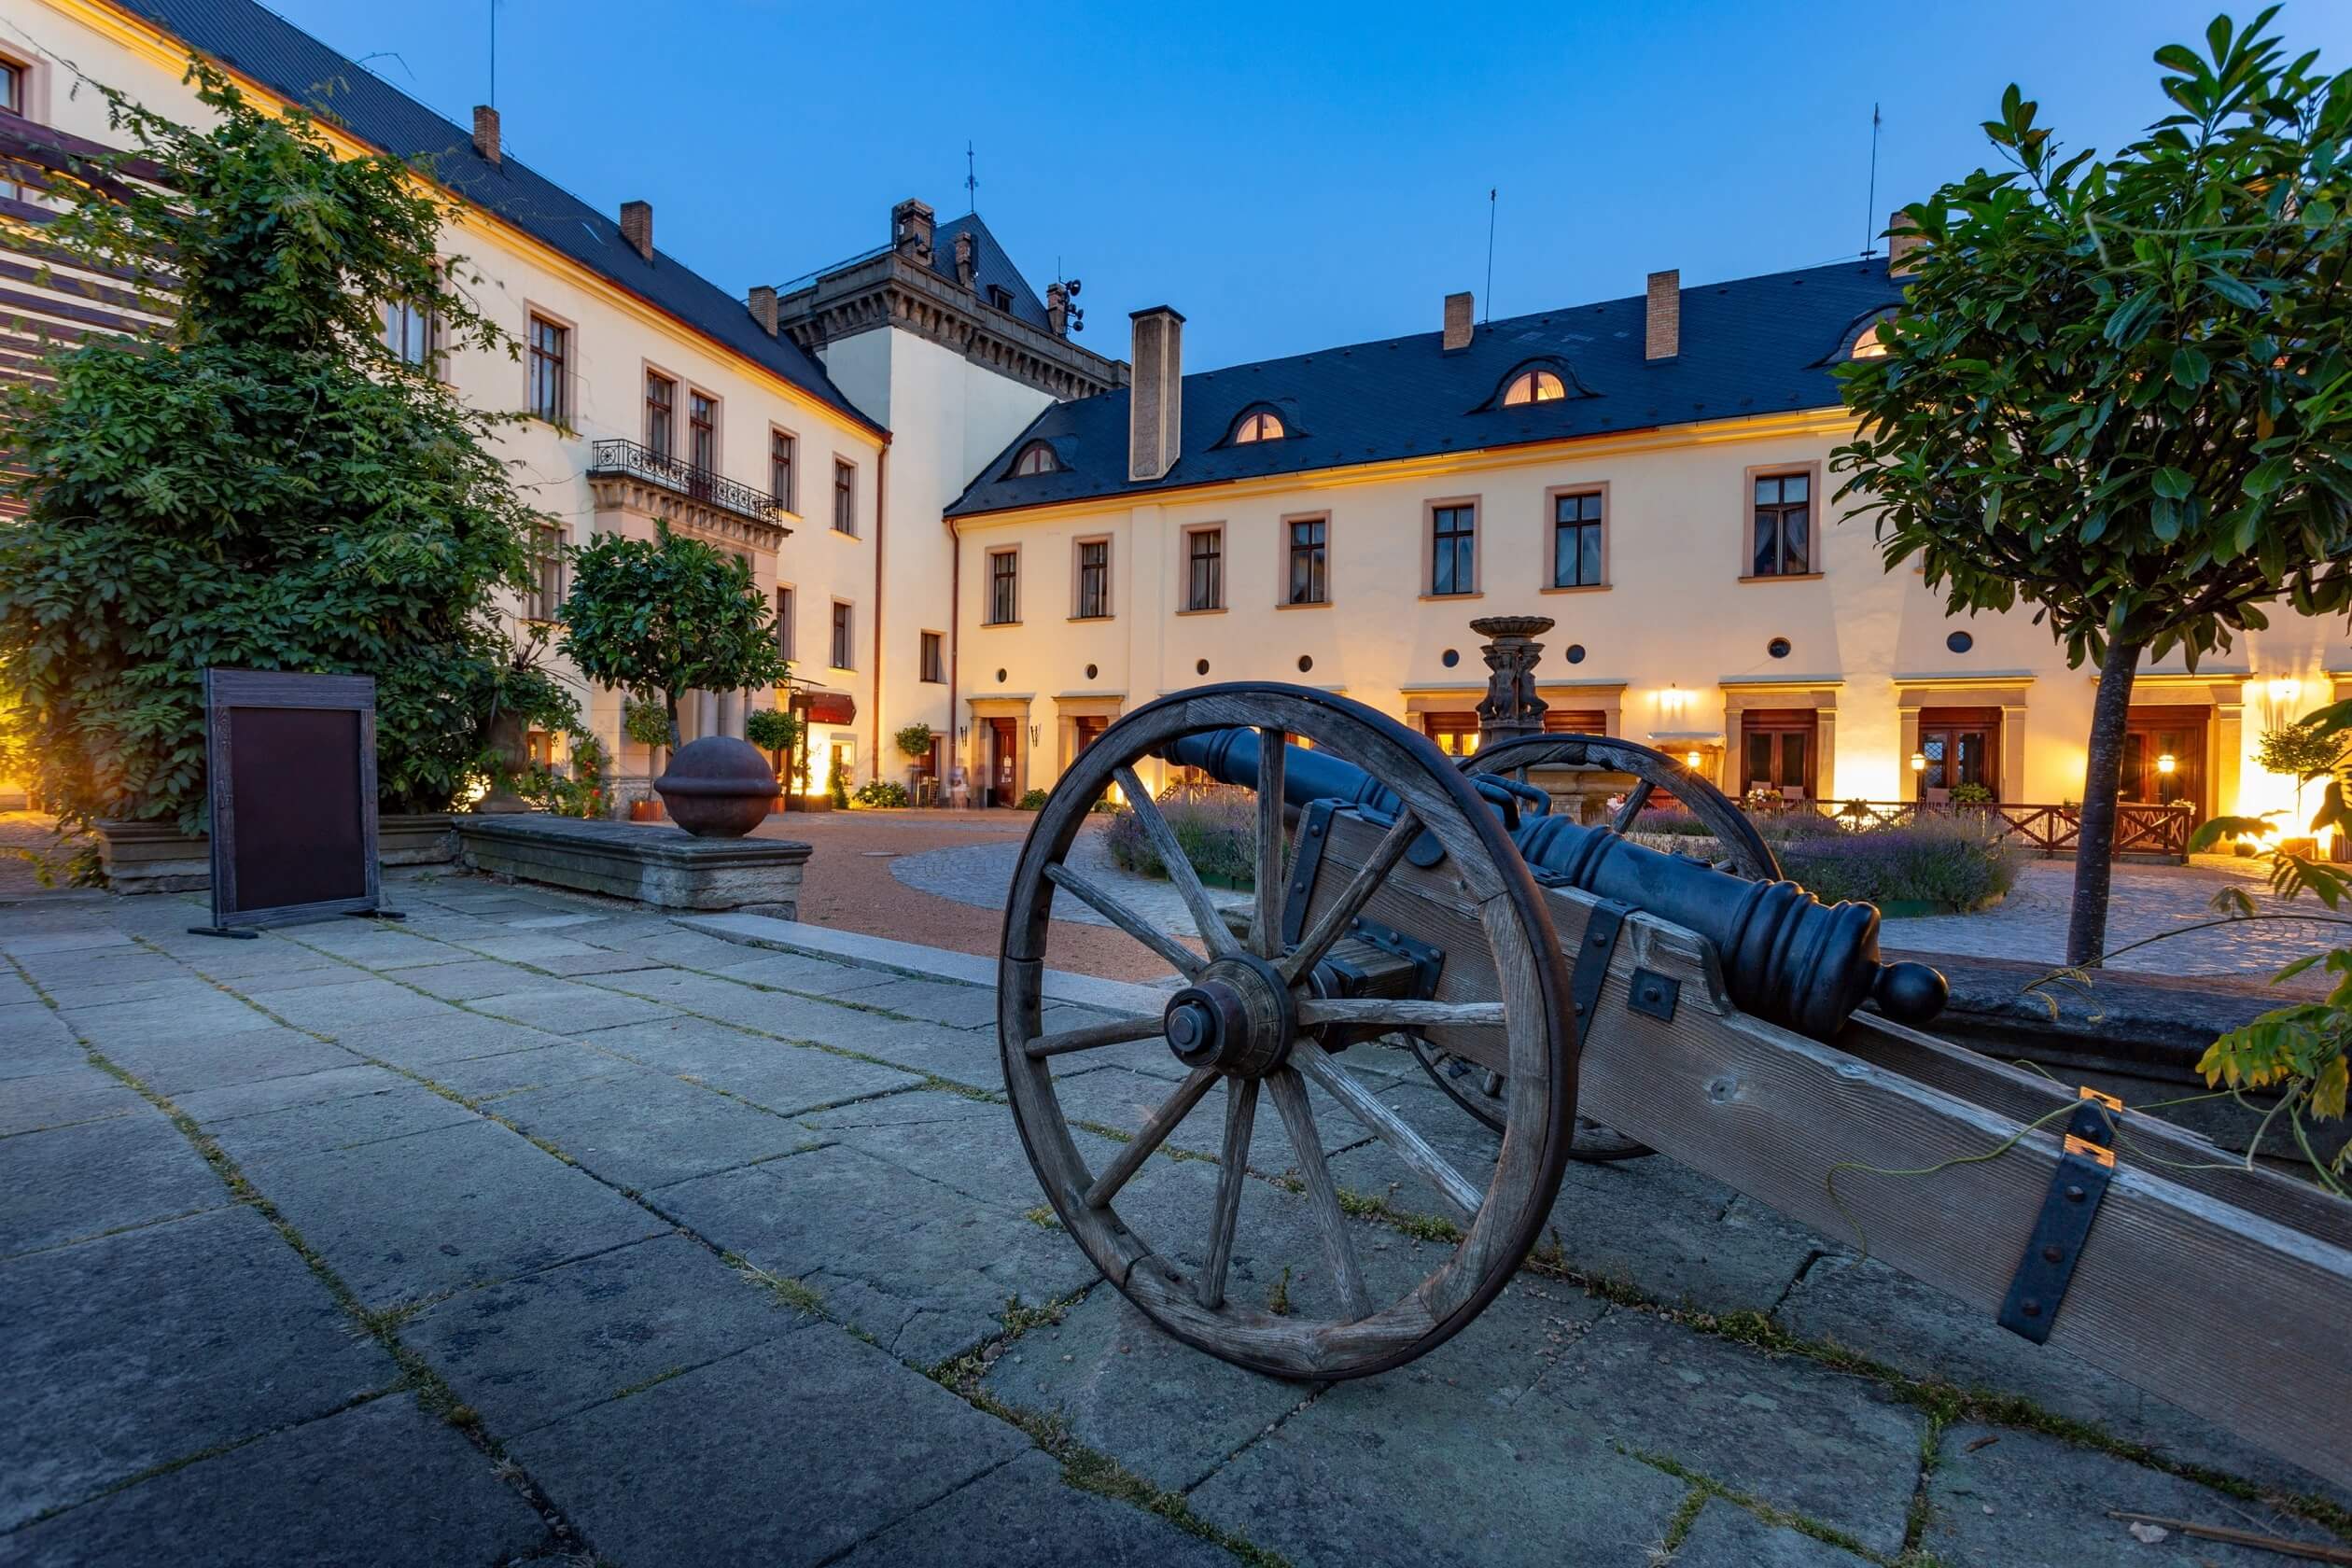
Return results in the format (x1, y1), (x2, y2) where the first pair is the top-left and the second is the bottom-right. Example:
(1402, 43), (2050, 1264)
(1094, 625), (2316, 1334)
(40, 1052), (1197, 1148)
(1163, 952), (1295, 1078)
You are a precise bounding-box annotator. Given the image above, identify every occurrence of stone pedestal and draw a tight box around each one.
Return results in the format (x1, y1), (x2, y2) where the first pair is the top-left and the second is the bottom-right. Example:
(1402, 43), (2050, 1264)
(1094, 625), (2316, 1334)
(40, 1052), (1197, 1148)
(1470, 614), (1555, 747)
(455, 814), (809, 916)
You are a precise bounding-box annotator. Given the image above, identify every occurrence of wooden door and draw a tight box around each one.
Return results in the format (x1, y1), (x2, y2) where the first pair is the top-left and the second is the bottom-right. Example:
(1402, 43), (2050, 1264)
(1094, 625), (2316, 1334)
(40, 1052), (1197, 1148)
(1918, 706), (2000, 801)
(2121, 707), (2205, 812)
(987, 718), (1019, 807)
(1740, 708), (1818, 800)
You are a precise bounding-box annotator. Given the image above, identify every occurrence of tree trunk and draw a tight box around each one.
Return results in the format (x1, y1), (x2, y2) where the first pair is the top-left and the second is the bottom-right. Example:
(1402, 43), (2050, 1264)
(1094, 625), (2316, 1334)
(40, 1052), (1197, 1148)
(2066, 634), (2146, 967)
(664, 692), (682, 750)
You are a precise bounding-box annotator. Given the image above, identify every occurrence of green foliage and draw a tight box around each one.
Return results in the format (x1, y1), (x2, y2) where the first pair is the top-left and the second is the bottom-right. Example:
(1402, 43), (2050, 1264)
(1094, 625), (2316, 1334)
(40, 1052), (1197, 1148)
(1015, 787), (1050, 811)
(1948, 781), (1996, 805)
(1772, 816), (2023, 912)
(826, 754), (850, 810)
(1104, 786), (1258, 886)
(557, 525), (788, 748)
(622, 698), (673, 751)
(0, 64), (541, 833)
(894, 722), (935, 761)
(745, 707), (801, 757)
(852, 780), (909, 808)
(1835, 14), (2352, 676)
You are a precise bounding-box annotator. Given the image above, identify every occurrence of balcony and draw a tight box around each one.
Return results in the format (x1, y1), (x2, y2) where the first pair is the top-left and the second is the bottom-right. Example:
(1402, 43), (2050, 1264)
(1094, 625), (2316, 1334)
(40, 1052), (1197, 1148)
(586, 439), (787, 529)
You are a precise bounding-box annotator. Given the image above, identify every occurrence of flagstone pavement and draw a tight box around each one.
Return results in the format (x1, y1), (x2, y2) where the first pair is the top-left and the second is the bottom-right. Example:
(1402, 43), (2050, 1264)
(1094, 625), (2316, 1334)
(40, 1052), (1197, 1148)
(3, 866), (2346, 1566)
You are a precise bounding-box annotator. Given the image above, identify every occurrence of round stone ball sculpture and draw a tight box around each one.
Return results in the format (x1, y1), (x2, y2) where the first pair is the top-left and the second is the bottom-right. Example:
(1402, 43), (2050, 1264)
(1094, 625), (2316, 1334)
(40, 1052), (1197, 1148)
(653, 735), (778, 838)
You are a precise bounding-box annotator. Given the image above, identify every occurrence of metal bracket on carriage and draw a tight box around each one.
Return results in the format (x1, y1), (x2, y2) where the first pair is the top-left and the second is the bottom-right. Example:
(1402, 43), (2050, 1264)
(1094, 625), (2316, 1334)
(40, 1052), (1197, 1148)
(1280, 800), (1449, 1052)
(1996, 1087), (2124, 1345)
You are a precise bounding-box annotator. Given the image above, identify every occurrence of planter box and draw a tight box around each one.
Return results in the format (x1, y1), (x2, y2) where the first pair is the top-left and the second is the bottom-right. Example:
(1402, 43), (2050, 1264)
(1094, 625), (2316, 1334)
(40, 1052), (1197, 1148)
(97, 812), (456, 894)
(456, 813), (811, 916)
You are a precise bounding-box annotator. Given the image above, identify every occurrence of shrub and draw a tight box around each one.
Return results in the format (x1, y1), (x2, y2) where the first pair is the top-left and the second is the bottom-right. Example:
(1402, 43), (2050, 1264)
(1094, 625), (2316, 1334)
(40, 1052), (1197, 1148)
(1949, 781), (1996, 805)
(1772, 816), (2022, 911)
(1630, 806), (1711, 836)
(827, 754), (850, 810)
(623, 698), (674, 751)
(1105, 786), (1258, 887)
(1015, 787), (1050, 811)
(894, 722), (935, 761)
(746, 707), (800, 758)
(852, 780), (909, 809)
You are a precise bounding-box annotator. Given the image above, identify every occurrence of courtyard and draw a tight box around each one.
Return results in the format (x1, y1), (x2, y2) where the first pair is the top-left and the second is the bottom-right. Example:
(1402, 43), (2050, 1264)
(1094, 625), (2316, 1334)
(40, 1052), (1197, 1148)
(5, 857), (2348, 1566)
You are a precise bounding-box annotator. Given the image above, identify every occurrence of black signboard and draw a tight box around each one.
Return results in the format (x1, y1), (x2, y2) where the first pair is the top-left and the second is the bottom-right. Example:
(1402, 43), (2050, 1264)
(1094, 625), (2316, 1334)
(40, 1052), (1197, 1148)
(192, 669), (398, 937)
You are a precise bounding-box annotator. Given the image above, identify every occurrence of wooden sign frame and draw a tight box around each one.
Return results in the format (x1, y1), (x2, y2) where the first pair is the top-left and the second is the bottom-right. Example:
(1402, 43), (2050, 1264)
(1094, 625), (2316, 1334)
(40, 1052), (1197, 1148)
(193, 669), (395, 936)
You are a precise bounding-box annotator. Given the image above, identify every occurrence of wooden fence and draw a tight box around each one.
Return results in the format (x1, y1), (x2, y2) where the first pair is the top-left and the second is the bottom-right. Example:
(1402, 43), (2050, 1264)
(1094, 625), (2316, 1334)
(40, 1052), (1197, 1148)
(1792, 799), (2197, 859)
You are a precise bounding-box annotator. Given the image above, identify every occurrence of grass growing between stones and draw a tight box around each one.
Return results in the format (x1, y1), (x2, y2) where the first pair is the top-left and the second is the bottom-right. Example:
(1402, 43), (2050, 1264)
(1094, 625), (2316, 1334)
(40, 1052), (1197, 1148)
(1626, 1444), (1883, 1564)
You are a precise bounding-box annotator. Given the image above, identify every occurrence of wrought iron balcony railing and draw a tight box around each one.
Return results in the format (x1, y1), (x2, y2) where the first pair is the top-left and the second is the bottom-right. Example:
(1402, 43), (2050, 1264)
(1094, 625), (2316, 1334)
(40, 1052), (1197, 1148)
(587, 439), (785, 527)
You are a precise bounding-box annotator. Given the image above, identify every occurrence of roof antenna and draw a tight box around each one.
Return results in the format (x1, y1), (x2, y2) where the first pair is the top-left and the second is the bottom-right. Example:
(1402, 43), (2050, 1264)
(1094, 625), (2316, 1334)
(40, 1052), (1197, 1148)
(1862, 103), (1882, 259)
(1483, 188), (1497, 323)
(965, 141), (979, 211)
(488, 0), (497, 107)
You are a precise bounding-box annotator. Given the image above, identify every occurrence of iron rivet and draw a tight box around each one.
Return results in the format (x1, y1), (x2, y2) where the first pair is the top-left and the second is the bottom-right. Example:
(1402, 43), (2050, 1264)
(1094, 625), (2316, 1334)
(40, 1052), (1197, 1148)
(2065, 1185), (2086, 1203)
(2041, 1244), (2064, 1264)
(2021, 1299), (2041, 1318)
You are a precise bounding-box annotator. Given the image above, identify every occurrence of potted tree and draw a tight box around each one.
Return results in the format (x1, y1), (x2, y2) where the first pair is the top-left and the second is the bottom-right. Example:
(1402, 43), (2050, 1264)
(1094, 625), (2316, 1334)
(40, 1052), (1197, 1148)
(746, 708), (802, 814)
(621, 698), (674, 819)
(895, 721), (935, 805)
(2255, 721), (2349, 859)
(559, 525), (789, 837)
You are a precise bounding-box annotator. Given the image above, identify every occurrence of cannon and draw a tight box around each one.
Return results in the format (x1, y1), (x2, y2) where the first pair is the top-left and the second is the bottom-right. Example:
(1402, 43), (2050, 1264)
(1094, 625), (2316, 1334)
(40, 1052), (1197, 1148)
(999, 683), (2352, 1487)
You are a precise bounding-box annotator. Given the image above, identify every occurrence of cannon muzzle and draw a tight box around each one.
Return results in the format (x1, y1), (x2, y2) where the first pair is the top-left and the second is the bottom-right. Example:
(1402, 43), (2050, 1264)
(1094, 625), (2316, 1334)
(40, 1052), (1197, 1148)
(1160, 727), (1945, 1040)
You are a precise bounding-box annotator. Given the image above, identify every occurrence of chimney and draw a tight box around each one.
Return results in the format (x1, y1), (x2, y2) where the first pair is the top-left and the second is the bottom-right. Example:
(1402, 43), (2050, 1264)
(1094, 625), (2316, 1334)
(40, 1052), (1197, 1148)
(1645, 269), (1680, 361)
(1128, 306), (1185, 484)
(1442, 291), (1474, 352)
(1887, 210), (1925, 276)
(891, 198), (935, 263)
(621, 201), (652, 262)
(471, 105), (500, 166)
(748, 284), (778, 337)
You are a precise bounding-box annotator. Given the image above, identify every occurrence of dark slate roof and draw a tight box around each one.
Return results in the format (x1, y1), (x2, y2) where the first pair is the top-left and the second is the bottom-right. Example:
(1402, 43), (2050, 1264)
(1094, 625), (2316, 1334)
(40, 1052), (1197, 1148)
(947, 259), (1902, 517)
(119, 0), (882, 434)
(778, 211), (1055, 334)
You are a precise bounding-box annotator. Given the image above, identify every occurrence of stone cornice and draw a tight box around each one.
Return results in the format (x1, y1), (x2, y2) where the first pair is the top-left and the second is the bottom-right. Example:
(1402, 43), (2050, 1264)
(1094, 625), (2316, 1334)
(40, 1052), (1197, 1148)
(779, 253), (1127, 403)
(587, 474), (791, 554)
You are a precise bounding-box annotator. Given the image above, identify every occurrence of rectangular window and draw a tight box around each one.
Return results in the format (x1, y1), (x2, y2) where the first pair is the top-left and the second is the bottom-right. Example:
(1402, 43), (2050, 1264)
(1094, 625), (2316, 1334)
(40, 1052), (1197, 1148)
(382, 299), (436, 370)
(919, 631), (945, 683)
(1551, 490), (1604, 588)
(0, 59), (21, 115)
(987, 550), (1019, 625)
(645, 371), (675, 458)
(775, 586), (794, 661)
(770, 429), (796, 510)
(1752, 472), (1812, 577)
(1075, 539), (1110, 620)
(689, 391), (717, 471)
(1425, 711), (1479, 757)
(831, 601), (854, 670)
(526, 524), (565, 621)
(1287, 517), (1328, 605)
(527, 315), (568, 425)
(833, 460), (857, 535)
(1431, 503), (1477, 595)
(1185, 528), (1223, 611)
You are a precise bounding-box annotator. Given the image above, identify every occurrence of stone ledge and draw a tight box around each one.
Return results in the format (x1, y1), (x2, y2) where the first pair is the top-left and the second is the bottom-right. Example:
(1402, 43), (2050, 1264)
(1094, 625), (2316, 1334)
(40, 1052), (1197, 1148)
(455, 816), (809, 917)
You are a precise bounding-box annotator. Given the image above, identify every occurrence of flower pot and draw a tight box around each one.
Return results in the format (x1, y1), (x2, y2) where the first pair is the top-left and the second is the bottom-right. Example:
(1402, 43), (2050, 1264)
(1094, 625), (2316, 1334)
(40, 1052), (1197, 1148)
(477, 712), (533, 814)
(653, 735), (779, 838)
(629, 798), (665, 822)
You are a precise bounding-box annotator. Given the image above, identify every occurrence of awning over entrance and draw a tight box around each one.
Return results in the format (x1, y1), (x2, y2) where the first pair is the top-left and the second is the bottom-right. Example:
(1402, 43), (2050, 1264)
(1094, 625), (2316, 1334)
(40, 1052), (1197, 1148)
(798, 691), (857, 725)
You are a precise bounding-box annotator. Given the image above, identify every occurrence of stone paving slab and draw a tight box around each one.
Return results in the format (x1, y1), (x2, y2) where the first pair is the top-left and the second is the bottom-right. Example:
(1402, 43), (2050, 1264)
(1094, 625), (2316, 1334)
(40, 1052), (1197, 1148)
(81, 1023), (359, 1097)
(1, 1204), (399, 1530)
(248, 1117), (670, 1309)
(466, 983), (683, 1035)
(1669, 1500), (1869, 1566)
(0, 1063), (140, 1137)
(169, 1062), (410, 1126)
(509, 1329), (1036, 1568)
(233, 975), (463, 1033)
(0, 1109), (229, 1256)
(196, 1084), (483, 1171)
(837, 1449), (1237, 1568)
(581, 1014), (924, 1113)
(1925, 1423), (2339, 1566)
(714, 949), (903, 996)
(369, 958), (533, 1001)
(1537, 1309), (1925, 1558)
(840, 974), (1006, 1029)
(0, 1002), (84, 1078)
(417, 1041), (635, 1101)
(61, 989), (288, 1048)
(5, 1393), (553, 1568)
(494, 1067), (827, 1191)
(399, 1232), (812, 1438)
(325, 1011), (568, 1071)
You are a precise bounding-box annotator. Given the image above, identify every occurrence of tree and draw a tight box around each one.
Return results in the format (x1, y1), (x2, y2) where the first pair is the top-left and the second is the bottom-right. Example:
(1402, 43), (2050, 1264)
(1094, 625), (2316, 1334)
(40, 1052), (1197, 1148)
(0, 64), (542, 834)
(2255, 720), (2348, 825)
(1834, 11), (2352, 965)
(557, 525), (788, 749)
(746, 707), (802, 786)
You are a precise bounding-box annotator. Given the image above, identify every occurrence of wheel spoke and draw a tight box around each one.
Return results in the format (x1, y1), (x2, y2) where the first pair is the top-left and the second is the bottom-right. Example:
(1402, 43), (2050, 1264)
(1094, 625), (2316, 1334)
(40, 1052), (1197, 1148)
(1045, 862), (1204, 978)
(1266, 1068), (1371, 1322)
(1295, 998), (1505, 1030)
(1024, 1015), (1162, 1059)
(1294, 1050), (1481, 1225)
(1252, 728), (1289, 958)
(1197, 1077), (1259, 1309)
(1279, 806), (1421, 984)
(1115, 765), (1242, 959)
(1609, 778), (1654, 833)
(1084, 1066), (1220, 1209)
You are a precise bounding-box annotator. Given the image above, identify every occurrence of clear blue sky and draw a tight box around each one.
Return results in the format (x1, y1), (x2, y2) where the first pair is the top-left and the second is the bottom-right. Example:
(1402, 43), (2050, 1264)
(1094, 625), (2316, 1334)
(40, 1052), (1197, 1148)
(263, 0), (2352, 371)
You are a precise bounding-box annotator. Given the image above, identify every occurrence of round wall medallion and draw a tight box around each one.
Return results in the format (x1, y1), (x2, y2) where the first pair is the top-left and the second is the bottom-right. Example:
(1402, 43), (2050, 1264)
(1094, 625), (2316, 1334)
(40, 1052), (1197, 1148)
(995, 668), (1007, 683)
(1946, 630), (1974, 654)
(1441, 649), (1460, 668)
(1768, 637), (1792, 660)
(1085, 664), (1099, 679)
(1196, 658), (1211, 677)
(1296, 655), (1314, 674)
(1565, 644), (1587, 665)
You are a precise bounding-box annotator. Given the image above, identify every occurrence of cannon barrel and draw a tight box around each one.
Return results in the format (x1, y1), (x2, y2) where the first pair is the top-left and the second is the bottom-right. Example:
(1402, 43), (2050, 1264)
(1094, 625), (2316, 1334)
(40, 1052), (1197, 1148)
(1161, 728), (1946, 1039)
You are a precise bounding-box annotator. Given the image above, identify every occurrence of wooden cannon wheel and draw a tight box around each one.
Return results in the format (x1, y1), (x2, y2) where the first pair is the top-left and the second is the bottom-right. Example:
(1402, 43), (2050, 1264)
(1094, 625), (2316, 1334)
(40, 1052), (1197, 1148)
(999, 684), (1577, 1379)
(1417, 733), (1785, 1158)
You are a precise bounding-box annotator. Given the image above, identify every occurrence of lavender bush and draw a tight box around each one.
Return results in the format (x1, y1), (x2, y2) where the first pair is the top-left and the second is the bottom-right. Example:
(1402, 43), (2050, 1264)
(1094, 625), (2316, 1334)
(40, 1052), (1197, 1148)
(1772, 815), (2021, 910)
(1105, 785), (1260, 888)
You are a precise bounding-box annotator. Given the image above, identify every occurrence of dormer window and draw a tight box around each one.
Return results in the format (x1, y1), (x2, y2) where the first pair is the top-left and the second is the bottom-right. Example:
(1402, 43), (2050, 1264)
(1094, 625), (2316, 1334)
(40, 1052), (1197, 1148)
(1851, 324), (1889, 359)
(1011, 441), (1059, 477)
(1231, 410), (1285, 443)
(1502, 369), (1566, 405)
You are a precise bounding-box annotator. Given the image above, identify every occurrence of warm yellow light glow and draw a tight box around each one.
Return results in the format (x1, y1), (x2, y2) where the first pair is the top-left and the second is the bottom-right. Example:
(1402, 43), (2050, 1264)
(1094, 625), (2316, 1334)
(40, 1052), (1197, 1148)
(2157, 753), (2177, 776)
(1852, 325), (1889, 359)
(1684, 750), (1702, 769)
(2270, 678), (2302, 705)
(1909, 751), (1927, 773)
(1502, 370), (1567, 406)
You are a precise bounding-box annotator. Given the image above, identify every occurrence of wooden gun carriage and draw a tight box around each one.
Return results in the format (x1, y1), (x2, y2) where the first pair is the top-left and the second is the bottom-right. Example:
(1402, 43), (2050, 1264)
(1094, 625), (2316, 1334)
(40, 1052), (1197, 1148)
(997, 684), (2352, 1490)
